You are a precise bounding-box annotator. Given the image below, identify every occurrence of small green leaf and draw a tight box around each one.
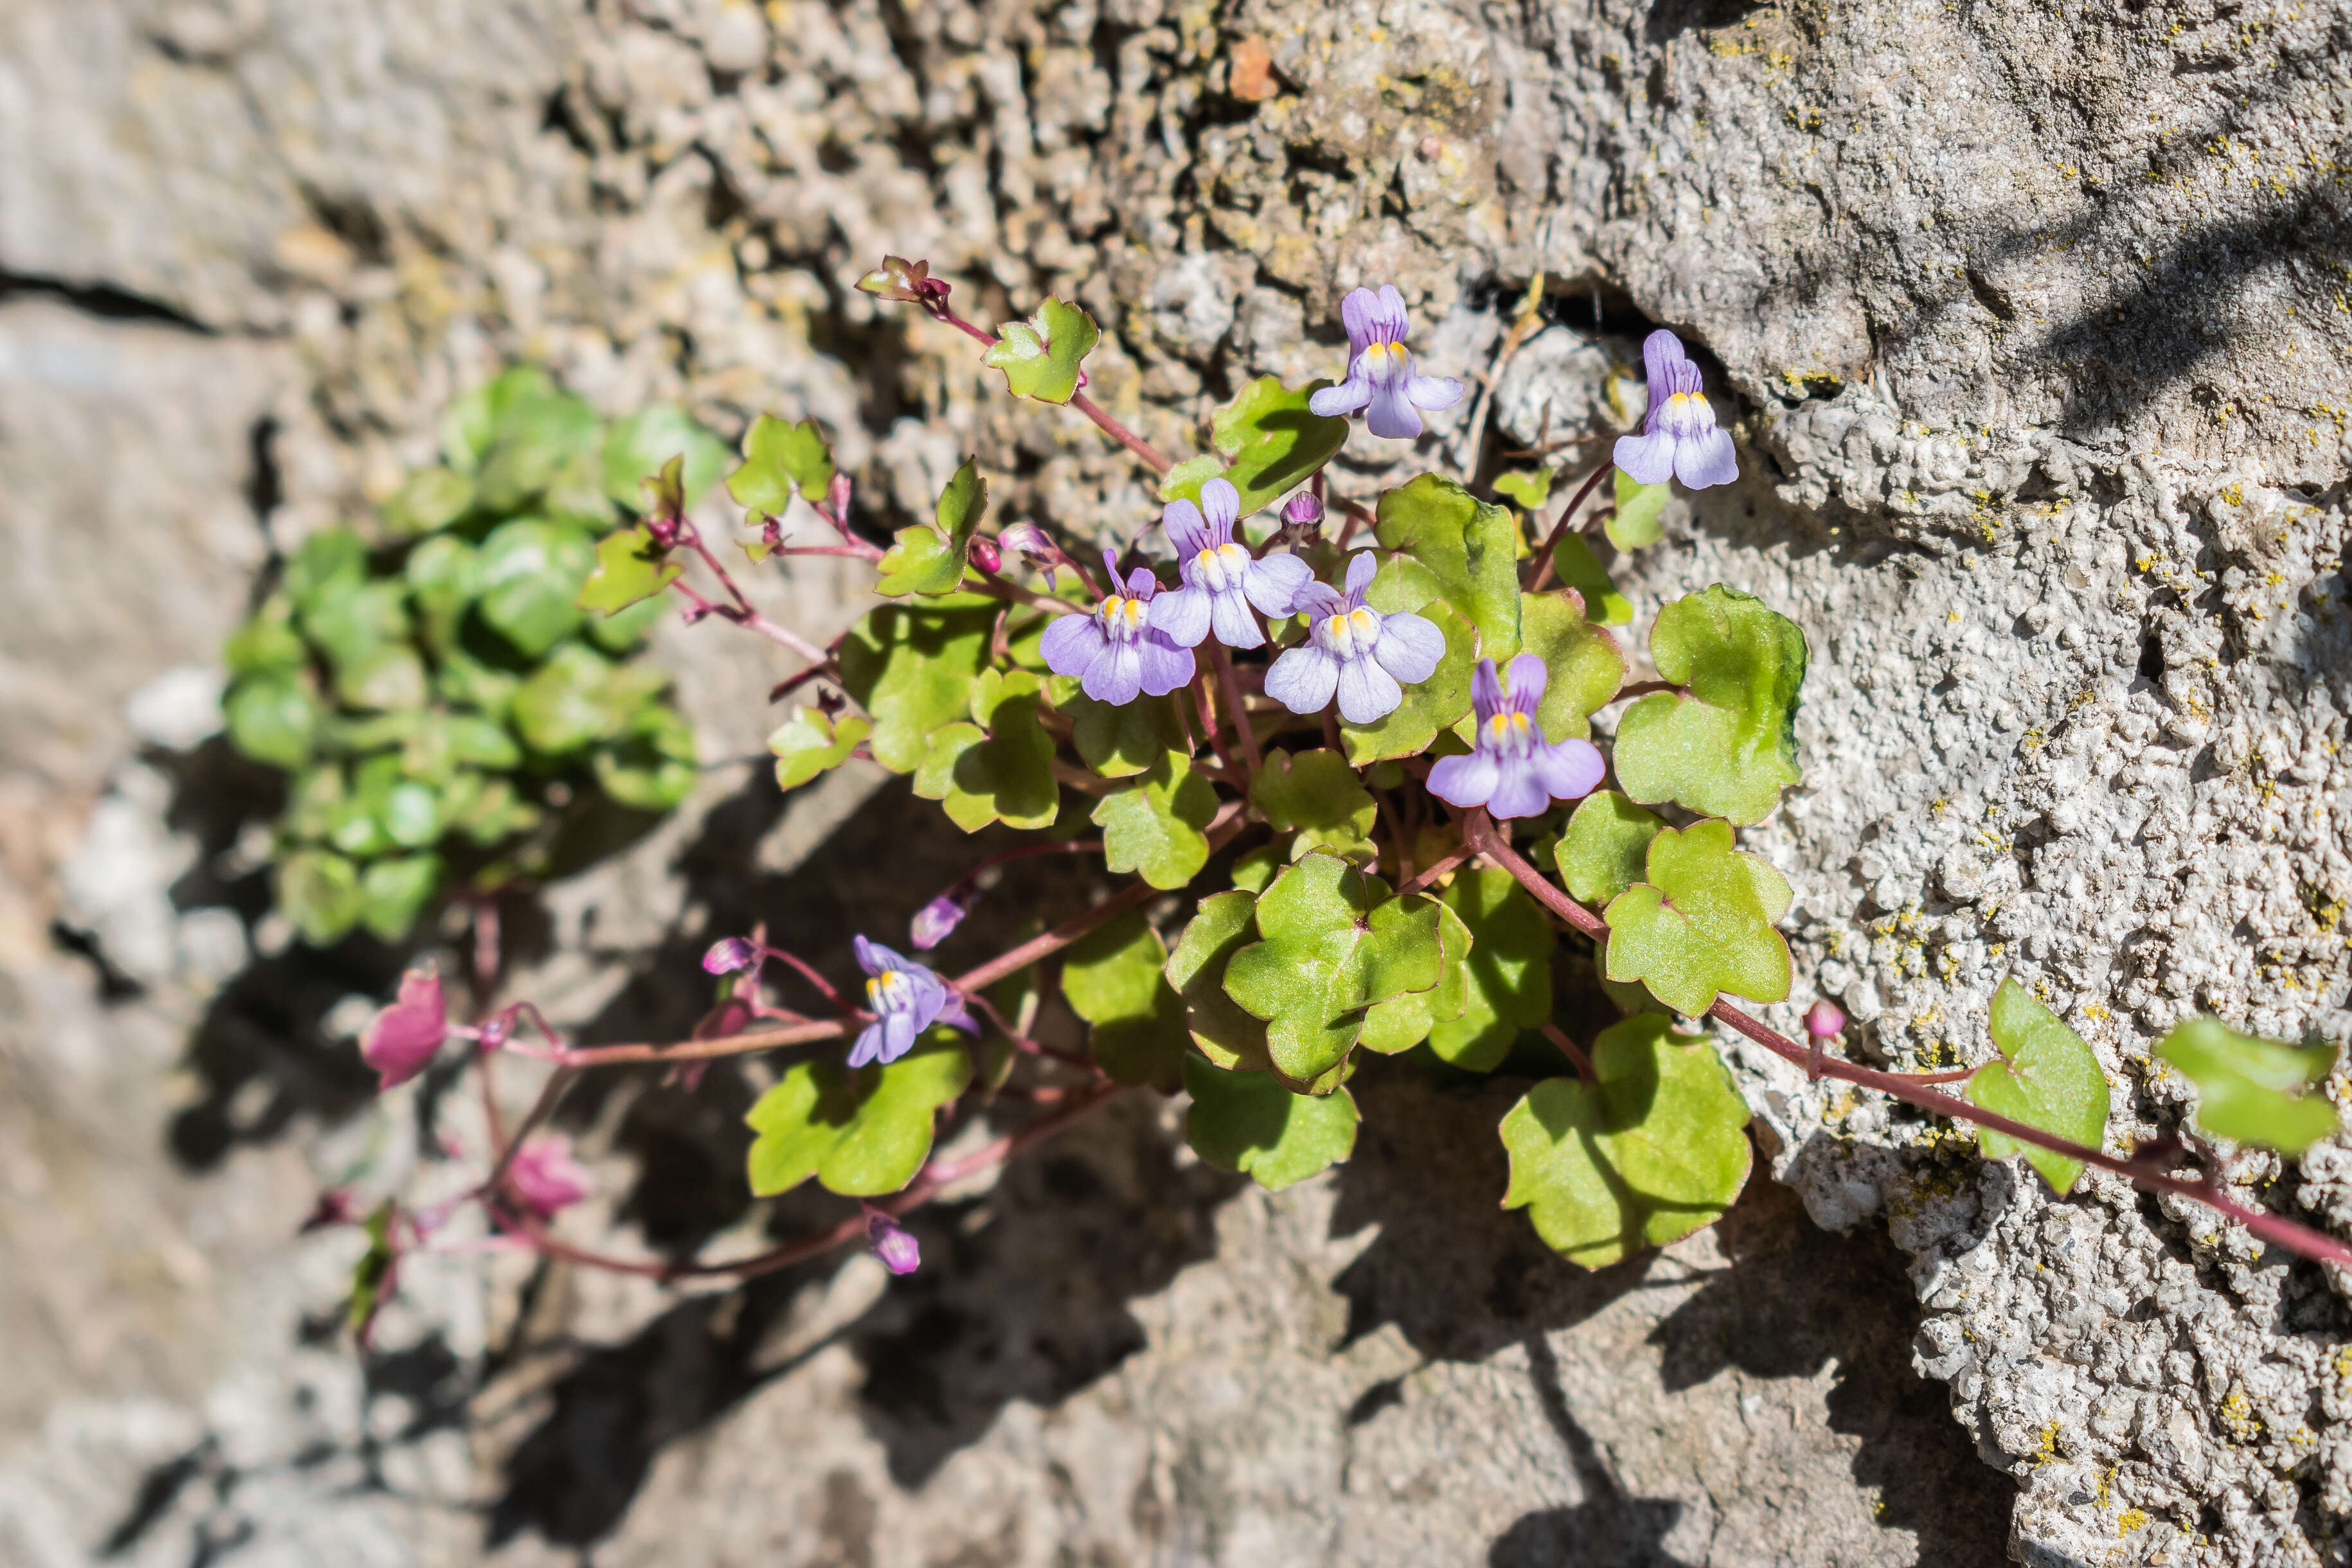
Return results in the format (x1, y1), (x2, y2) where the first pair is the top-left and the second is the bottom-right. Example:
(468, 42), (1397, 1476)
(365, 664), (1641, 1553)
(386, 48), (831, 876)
(278, 849), (366, 947)
(1092, 750), (1218, 889)
(360, 853), (442, 942)
(434, 650), (521, 718)
(1427, 868), (1553, 1071)
(1549, 535), (1633, 625)
(1601, 819), (1792, 1016)
(301, 580), (409, 672)
(1612, 585), (1808, 825)
(593, 704), (699, 811)
(1357, 900), (1471, 1055)
(577, 526), (682, 614)
(1065, 691), (1186, 779)
(1555, 792), (1665, 905)
(512, 641), (626, 754)
(911, 668), (1058, 831)
(405, 535), (483, 653)
(1373, 474), (1523, 660)
(224, 596), (307, 677)
(1063, 910), (1188, 1089)
(1249, 749), (1376, 858)
(353, 753), (441, 848)
(477, 518), (596, 658)
(835, 599), (997, 773)
(226, 675), (323, 768)
(1501, 1016), (1752, 1267)
(726, 414), (835, 517)
(876, 459), (988, 597)
(1220, 853), (1444, 1085)
(981, 298), (1100, 405)
(1491, 467), (1555, 510)
(1229, 844), (1284, 895)
(380, 466), (475, 537)
(1159, 377), (1351, 518)
(334, 645), (429, 711)
(1968, 977), (2113, 1193)
(2155, 1017), (2338, 1154)
(603, 405), (729, 512)
(770, 707), (871, 790)
(1608, 470), (1671, 551)
(439, 366), (548, 474)
(1166, 891), (1272, 1073)
(474, 382), (602, 513)
(744, 1035), (974, 1197)
(347, 1202), (396, 1335)
(282, 529), (366, 610)
(1517, 590), (1627, 742)
(1183, 1053), (1359, 1190)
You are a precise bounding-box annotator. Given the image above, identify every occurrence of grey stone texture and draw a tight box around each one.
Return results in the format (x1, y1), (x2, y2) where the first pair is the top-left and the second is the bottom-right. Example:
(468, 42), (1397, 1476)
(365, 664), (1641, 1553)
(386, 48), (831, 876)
(0, 0), (2346, 1562)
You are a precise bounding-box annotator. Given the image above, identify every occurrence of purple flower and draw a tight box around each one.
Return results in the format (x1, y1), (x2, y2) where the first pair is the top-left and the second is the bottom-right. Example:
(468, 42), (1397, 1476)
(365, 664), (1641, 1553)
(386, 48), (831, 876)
(864, 1204), (921, 1275)
(1038, 551), (1196, 705)
(851, 934), (972, 1068)
(703, 936), (758, 974)
(1427, 655), (1605, 820)
(909, 882), (979, 950)
(996, 523), (1067, 589)
(1263, 551), (1445, 725)
(509, 1134), (593, 1219)
(1612, 330), (1738, 490)
(1307, 285), (1464, 440)
(362, 967), (449, 1090)
(1148, 477), (1312, 650)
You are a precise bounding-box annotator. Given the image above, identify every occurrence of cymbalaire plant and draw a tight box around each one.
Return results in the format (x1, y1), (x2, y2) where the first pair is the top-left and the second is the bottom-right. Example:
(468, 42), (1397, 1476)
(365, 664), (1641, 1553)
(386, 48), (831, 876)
(318, 262), (2351, 1339)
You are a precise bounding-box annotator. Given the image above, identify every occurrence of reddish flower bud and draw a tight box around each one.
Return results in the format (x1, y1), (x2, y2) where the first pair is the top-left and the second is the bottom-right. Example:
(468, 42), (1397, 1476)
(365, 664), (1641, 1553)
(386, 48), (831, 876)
(864, 1206), (921, 1276)
(508, 1135), (593, 1219)
(362, 967), (449, 1089)
(1805, 999), (1846, 1040)
(910, 882), (980, 950)
(967, 535), (1002, 575)
(1283, 490), (1324, 527)
(704, 936), (759, 974)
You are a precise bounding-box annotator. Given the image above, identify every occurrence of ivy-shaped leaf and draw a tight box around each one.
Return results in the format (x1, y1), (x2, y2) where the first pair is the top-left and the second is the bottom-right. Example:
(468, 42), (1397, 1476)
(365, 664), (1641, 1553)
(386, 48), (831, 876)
(726, 414), (835, 517)
(334, 645), (429, 711)
(1159, 377), (1351, 518)
(1426, 868), (1553, 1072)
(277, 848), (366, 947)
(1491, 467), (1554, 510)
(603, 404), (729, 513)
(1183, 1053), (1359, 1190)
(877, 458), (987, 596)
(1063, 910), (1188, 1089)
(912, 668), (1058, 831)
(405, 535), (483, 654)
(1501, 1015), (1752, 1267)
(1249, 748), (1376, 859)
(226, 675), (323, 768)
(1607, 469), (1670, 551)
(770, 706), (871, 790)
(1555, 792), (1666, 905)
(1963, 978), (2110, 1193)
(2155, 1017), (2339, 1154)
(1341, 558), (1478, 765)
(1373, 474), (1523, 659)
(1166, 891), (1274, 1074)
(379, 465), (475, 537)
(1092, 749), (1217, 889)
(1549, 534), (1632, 625)
(1065, 690), (1187, 778)
(1602, 819), (1792, 1016)
(474, 382), (602, 515)
(360, 853), (442, 942)
(224, 596), (307, 677)
(1613, 585), (1809, 826)
(981, 298), (1099, 405)
(744, 1033), (974, 1197)
(512, 642), (628, 754)
(594, 704), (699, 812)
(1357, 900), (1470, 1055)
(1220, 853), (1444, 1086)
(1517, 589), (1627, 742)
(577, 526), (682, 614)
(835, 598), (997, 772)
(301, 580), (409, 672)
(283, 528), (366, 612)
(477, 518), (595, 658)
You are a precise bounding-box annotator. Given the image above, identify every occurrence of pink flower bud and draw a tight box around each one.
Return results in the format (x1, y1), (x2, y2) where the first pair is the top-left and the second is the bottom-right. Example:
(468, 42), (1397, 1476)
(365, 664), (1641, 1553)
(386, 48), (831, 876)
(508, 1134), (593, 1219)
(996, 522), (1065, 589)
(864, 1206), (920, 1275)
(362, 967), (449, 1089)
(968, 535), (1002, 575)
(703, 936), (759, 975)
(1804, 999), (1846, 1040)
(1283, 490), (1324, 526)
(910, 883), (979, 950)
(826, 472), (853, 528)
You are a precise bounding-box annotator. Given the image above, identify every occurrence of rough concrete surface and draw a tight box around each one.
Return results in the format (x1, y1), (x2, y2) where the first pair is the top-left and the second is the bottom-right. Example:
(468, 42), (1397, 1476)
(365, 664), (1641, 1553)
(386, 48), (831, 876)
(0, 0), (2346, 1563)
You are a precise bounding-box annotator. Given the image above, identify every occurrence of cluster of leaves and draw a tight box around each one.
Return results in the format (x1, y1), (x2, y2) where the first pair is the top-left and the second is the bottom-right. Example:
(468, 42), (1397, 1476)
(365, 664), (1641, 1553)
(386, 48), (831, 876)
(222, 368), (720, 945)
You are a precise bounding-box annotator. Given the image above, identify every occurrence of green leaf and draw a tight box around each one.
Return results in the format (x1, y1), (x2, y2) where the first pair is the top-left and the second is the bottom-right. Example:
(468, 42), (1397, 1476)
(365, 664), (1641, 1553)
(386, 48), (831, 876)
(835, 600), (997, 773)
(447, 775), (541, 844)
(353, 753), (441, 848)
(1092, 750), (1217, 889)
(577, 526), (682, 614)
(1601, 819), (1792, 1016)
(726, 414), (835, 517)
(477, 518), (596, 658)
(744, 1035), (974, 1197)
(512, 641), (626, 754)
(1341, 564), (1478, 764)
(769, 707), (871, 790)
(1182, 1054), (1359, 1190)
(439, 366), (549, 473)
(474, 382), (602, 513)
(1555, 792), (1665, 905)
(301, 580), (409, 672)
(226, 675), (323, 768)
(1491, 467), (1555, 510)
(593, 703), (699, 811)
(1062, 910), (1188, 1089)
(2155, 1017), (2338, 1154)
(1549, 535), (1633, 625)
(603, 405), (729, 512)
(434, 650), (521, 718)
(1612, 585), (1808, 825)
(360, 853), (442, 942)
(224, 596), (307, 677)
(380, 465), (476, 537)
(1608, 470), (1670, 551)
(277, 849), (366, 947)
(1249, 748), (1376, 858)
(1966, 977), (2113, 1193)
(1229, 844), (1284, 895)
(1220, 853), (1444, 1085)
(1501, 1016), (1753, 1267)
(333, 645), (429, 711)
(875, 459), (986, 596)
(1517, 590), (1627, 742)
(1166, 891), (1273, 1073)
(911, 668), (1058, 831)
(981, 298), (1099, 405)
(1426, 868), (1553, 1072)
(347, 1202), (396, 1335)
(282, 528), (366, 610)
(405, 535), (483, 653)
(1373, 474), (1523, 659)
(1065, 691), (1186, 779)
(1357, 900), (1471, 1055)
(584, 593), (668, 653)
(1159, 377), (1351, 518)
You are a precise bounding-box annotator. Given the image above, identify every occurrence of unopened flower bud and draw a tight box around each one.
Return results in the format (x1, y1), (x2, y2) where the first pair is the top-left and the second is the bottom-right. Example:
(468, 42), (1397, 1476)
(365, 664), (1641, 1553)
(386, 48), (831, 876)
(704, 936), (759, 974)
(362, 966), (449, 1090)
(997, 522), (1064, 589)
(967, 535), (1002, 575)
(759, 515), (784, 551)
(1805, 999), (1846, 1040)
(910, 882), (980, 950)
(508, 1134), (593, 1219)
(864, 1206), (921, 1276)
(825, 472), (853, 529)
(1283, 490), (1324, 527)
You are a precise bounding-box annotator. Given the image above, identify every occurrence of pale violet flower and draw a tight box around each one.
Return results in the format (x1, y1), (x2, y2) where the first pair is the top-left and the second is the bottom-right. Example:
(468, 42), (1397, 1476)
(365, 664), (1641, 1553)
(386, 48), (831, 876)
(1039, 551), (1196, 704)
(1427, 655), (1604, 820)
(1148, 477), (1312, 650)
(1612, 329), (1738, 489)
(851, 935), (972, 1068)
(1308, 285), (1463, 440)
(1263, 551), (1445, 725)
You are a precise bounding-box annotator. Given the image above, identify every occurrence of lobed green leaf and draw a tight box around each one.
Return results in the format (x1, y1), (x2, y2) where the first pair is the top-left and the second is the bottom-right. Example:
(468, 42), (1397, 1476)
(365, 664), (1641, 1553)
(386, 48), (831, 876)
(1249, 748), (1376, 859)
(1183, 1053), (1359, 1190)
(1612, 585), (1808, 825)
(1093, 750), (1218, 889)
(876, 459), (987, 596)
(1426, 868), (1553, 1071)
(577, 526), (682, 614)
(835, 599), (997, 773)
(1555, 792), (1665, 905)
(726, 414), (835, 517)
(745, 1033), (973, 1197)
(1517, 589), (1626, 742)
(1601, 819), (1792, 1016)
(1160, 377), (1351, 518)
(1607, 469), (1670, 551)
(1373, 474), (1522, 659)
(1966, 977), (2111, 1193)
(769, 706), (871, 791)
(2155, 1016), (2339, 1154)
(1063, 910), (1189, 1089)
(912, 668), (1058, 831)
(1166, 891), (1274, 1074)
(981, 298), (1099, 405)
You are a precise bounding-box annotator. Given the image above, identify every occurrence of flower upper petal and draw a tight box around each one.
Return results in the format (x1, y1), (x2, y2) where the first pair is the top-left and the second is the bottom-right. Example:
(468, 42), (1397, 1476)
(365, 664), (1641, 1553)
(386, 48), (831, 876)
(1162, 498), (1209, 558)
(1344, 550), (1378, 596)
(1504, 652), (1549, 714)
(1199, 477), (1240, 533)
(1470, 657), (1504, 720)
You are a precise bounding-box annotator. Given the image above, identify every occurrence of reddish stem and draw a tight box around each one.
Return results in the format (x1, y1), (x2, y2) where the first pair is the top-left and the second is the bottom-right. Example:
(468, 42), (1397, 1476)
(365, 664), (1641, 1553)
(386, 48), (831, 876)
(1069, 391), (1173, 474)
(1207, 641), (1263, 776)
(1540, 1020), (1596, 1082)
(1524, 460), (1615, 592)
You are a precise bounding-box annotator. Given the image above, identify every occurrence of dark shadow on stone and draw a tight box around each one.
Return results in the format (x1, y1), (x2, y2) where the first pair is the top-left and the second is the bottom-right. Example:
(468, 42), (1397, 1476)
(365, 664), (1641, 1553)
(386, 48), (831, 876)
(1490, 1337), (1693, 1568)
